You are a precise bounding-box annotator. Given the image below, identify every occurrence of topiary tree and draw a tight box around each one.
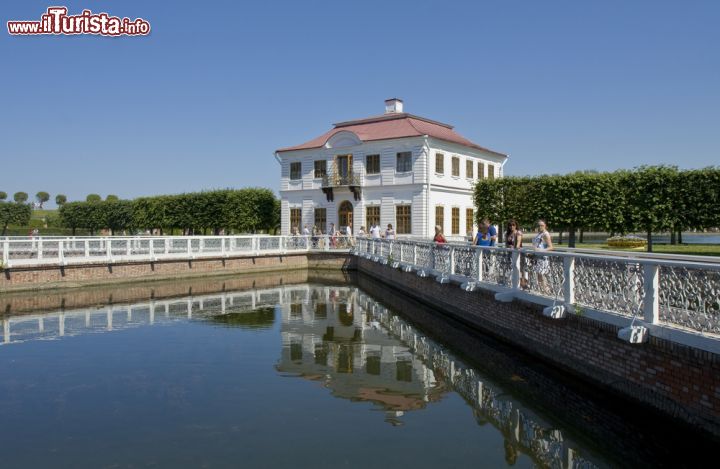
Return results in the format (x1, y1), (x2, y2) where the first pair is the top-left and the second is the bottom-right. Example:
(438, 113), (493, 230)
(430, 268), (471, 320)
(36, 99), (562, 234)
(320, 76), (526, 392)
(14, 192), (28, 203)
(106, 194), (119, 202)
(55, 194), (67, 206)
(36, 191), (50, 208)
(86, 194), (102, 203)
(0, 191), (7, 201)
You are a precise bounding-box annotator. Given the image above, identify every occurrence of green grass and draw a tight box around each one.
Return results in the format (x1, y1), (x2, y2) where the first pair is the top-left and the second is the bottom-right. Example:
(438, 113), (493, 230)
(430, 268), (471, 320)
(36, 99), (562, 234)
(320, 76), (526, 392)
(31, 209), (57, 219)
(555, 242), (720, 257)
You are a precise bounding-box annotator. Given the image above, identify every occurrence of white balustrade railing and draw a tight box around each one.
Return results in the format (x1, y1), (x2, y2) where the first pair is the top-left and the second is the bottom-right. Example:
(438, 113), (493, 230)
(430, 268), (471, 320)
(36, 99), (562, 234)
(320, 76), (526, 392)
(354, 238), (720, 352)
(0, 235), (354, 268)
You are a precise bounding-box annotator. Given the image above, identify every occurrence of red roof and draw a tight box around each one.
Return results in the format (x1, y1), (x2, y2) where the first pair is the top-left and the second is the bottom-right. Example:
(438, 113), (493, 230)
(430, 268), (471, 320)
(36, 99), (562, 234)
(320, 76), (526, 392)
(276, 113), (507, 157)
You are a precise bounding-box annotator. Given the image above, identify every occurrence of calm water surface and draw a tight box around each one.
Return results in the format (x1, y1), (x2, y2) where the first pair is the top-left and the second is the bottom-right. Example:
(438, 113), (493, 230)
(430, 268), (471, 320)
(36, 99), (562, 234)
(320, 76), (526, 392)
(0, 276), (713, 468)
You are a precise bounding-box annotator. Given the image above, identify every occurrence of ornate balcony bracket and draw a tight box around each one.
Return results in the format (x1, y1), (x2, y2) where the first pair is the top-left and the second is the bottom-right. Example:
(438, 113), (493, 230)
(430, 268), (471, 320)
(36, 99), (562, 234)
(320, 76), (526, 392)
(321, 187), (334, 202)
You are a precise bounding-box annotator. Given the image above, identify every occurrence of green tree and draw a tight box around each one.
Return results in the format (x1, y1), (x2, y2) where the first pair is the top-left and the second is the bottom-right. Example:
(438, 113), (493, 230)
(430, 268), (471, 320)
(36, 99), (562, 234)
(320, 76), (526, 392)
(0, 191), (7, 201)
(14, 192), (28, 203)
(35, 191), (50, 208)
(626, 166), (678, 252)
(106, 194), (119, 202)
(55, 194), (67, 206)
(86, 194), (102, 203)
(0, 202), (32, 235)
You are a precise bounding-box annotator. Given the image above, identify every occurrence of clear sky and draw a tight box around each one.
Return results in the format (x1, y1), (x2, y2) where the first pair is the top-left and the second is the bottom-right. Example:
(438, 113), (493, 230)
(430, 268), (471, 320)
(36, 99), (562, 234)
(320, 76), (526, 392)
(2, 0), (718, 206)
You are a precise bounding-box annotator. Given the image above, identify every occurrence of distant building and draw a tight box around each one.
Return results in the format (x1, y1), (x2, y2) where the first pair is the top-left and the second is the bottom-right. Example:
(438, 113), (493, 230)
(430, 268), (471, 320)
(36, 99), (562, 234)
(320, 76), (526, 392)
(275, 99), (507, 237)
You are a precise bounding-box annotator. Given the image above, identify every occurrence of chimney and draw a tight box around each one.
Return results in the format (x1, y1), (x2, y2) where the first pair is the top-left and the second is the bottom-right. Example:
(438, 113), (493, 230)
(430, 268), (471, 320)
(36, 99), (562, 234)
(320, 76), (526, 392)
(384, 98), (404, 114)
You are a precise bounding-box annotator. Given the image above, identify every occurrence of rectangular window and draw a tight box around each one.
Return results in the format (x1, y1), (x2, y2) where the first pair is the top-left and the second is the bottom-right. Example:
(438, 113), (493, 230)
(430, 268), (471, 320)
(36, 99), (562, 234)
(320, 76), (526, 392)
(290, 208), (301, 231)
(478, 162), (485, 180)
(396, 205), (411, 234)
(435, 206), (444, 233)
(466, 208), (474, 235)
(396, 151), (412, 172)
(314, 208), (326, 232)
(466, 160), (474, 179)
(290, 162), (301, 180)
(451, 207), (460, 235)
(487, 164), (495, 180)
(366, 154), (380, 174)
(451, 157), (460, 177)
(314, 160), (326, 179)
(366, 206), (380, 229)
(435, 153), (444, 174)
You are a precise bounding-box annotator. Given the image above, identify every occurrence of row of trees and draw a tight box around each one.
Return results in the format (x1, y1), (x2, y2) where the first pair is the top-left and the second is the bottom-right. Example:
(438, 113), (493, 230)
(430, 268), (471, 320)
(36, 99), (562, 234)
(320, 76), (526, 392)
(0, 201), (32, 235)
(59, 188), (280, 235)
(474, 166), (720, 251)
(0, 192), (121, 208)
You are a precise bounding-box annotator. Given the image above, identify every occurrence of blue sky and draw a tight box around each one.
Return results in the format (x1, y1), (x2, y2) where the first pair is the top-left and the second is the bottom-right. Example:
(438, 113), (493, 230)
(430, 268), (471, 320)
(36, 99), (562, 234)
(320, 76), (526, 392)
(2, 0), (718, 206)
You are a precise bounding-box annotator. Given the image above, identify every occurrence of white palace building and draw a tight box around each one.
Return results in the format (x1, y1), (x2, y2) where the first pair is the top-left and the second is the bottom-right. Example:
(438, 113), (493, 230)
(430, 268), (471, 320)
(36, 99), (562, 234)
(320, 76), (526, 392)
(275, 99), (507, 238)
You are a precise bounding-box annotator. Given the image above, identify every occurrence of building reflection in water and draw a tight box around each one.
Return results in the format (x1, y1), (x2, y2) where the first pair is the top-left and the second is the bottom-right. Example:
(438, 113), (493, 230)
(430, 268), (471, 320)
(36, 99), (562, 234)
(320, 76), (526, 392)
(2, 284), (599, 468)
(276, 286), (449, 426)
(276, 286), (599, 469)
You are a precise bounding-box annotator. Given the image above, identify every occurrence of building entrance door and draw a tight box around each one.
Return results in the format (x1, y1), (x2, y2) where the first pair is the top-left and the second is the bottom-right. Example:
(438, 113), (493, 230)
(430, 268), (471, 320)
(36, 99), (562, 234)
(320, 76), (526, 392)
(338, 200), (353, 231)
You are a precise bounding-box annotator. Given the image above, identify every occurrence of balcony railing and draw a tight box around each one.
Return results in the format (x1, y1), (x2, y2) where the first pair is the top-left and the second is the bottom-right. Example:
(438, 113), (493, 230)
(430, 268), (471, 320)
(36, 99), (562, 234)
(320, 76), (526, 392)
(320, 163), (363, 201)
(320, 170), (362, 188)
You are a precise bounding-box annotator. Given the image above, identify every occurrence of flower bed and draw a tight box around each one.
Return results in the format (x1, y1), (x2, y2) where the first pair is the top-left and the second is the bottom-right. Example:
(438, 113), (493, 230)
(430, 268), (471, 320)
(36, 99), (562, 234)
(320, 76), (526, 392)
(607, 235), (647, 248)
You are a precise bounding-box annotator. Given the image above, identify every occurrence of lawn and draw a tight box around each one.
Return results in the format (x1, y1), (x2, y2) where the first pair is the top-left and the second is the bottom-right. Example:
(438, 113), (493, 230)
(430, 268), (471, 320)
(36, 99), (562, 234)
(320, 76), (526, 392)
(554, 242), (720, 257)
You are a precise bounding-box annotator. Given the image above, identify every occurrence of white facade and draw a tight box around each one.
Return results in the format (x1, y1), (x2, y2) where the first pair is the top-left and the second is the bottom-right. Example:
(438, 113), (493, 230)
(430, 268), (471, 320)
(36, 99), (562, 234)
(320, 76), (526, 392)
(276, 102), (506, 238)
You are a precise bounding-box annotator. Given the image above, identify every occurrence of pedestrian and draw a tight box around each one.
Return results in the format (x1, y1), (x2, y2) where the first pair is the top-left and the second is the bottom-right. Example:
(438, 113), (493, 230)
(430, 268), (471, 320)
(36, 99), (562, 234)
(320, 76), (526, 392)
(505, 219), (523, 249)
(302, 224), (310, 236)
(530, 219), (553, 292)
(433, 225), (446, 244)
(476, 218), (497, 246)
(346, 221), (354, 247)
(370, 223), (381, 239)
(474, 223), (493, 247)
(329, 223), (337, 248)
(359, 226), (367, 237)
(385, 223), (396, 240)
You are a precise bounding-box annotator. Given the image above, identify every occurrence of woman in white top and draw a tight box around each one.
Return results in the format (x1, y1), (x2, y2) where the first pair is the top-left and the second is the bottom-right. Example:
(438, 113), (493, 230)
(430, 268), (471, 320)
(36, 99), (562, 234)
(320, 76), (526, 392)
(531, 219), (553, 292)
(385, 224), (396, 240)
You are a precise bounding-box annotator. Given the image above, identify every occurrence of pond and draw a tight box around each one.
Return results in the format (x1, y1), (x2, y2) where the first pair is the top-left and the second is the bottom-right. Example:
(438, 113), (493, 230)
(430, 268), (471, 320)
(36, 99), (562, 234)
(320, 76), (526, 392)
(0, 272), (715, 468)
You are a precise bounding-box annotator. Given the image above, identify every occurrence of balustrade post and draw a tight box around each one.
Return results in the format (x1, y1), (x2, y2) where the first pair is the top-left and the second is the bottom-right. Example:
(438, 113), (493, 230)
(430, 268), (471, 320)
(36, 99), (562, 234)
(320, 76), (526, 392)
(84, 240), (90, 259)
(643, 263), (660, 324)
(563, 256), (575, 306)
(149, 239), (155, 259)
(221, 237), (226, 256)
(187, 238), (192, 256)
(477, 249), (484, 282)
(164, 239), (169, 255)
(2, 240), (9, 266)
(413, 244), (417, 266)
(449, 246), (455, 276)
(38, 238), (43, 260)
(200, 238), (205, 254)
(324, 235), (329, 252)
(58, 240), (65, 264)
(399, 242), (403, 262)
(511, 250), (521, 290)
(127, 239), (131, 257)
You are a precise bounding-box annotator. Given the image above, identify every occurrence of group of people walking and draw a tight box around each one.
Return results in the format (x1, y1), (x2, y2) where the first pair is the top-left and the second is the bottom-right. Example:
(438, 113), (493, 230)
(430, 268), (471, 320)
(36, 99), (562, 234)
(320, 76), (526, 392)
(432, 218), (553, 252)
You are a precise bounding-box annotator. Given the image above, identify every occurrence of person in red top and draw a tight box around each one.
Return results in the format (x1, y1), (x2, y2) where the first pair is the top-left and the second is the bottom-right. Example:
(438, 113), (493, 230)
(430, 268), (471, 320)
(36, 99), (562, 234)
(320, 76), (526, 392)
(433, 225), (446, 243)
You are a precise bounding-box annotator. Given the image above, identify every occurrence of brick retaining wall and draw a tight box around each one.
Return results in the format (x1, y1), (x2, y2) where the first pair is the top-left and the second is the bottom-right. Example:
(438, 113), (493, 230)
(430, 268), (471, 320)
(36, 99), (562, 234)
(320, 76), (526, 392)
(0, 252), (355, 293)
(357, 257), (720, 437)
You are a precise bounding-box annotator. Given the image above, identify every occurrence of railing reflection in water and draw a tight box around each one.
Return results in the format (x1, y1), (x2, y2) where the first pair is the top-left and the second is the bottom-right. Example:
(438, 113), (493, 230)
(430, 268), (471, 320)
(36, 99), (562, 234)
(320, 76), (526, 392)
(3, 282), (601, 467)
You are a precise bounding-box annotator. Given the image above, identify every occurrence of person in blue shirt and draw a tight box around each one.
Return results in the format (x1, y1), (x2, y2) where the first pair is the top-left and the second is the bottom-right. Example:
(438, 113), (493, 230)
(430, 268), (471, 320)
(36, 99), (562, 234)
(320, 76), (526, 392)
(474, 219), (497, 247)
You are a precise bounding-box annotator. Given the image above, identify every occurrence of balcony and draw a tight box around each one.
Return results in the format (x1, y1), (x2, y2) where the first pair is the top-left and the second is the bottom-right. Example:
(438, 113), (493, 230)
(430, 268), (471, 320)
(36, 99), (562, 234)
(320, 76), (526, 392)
(320, 166), (363, 202)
